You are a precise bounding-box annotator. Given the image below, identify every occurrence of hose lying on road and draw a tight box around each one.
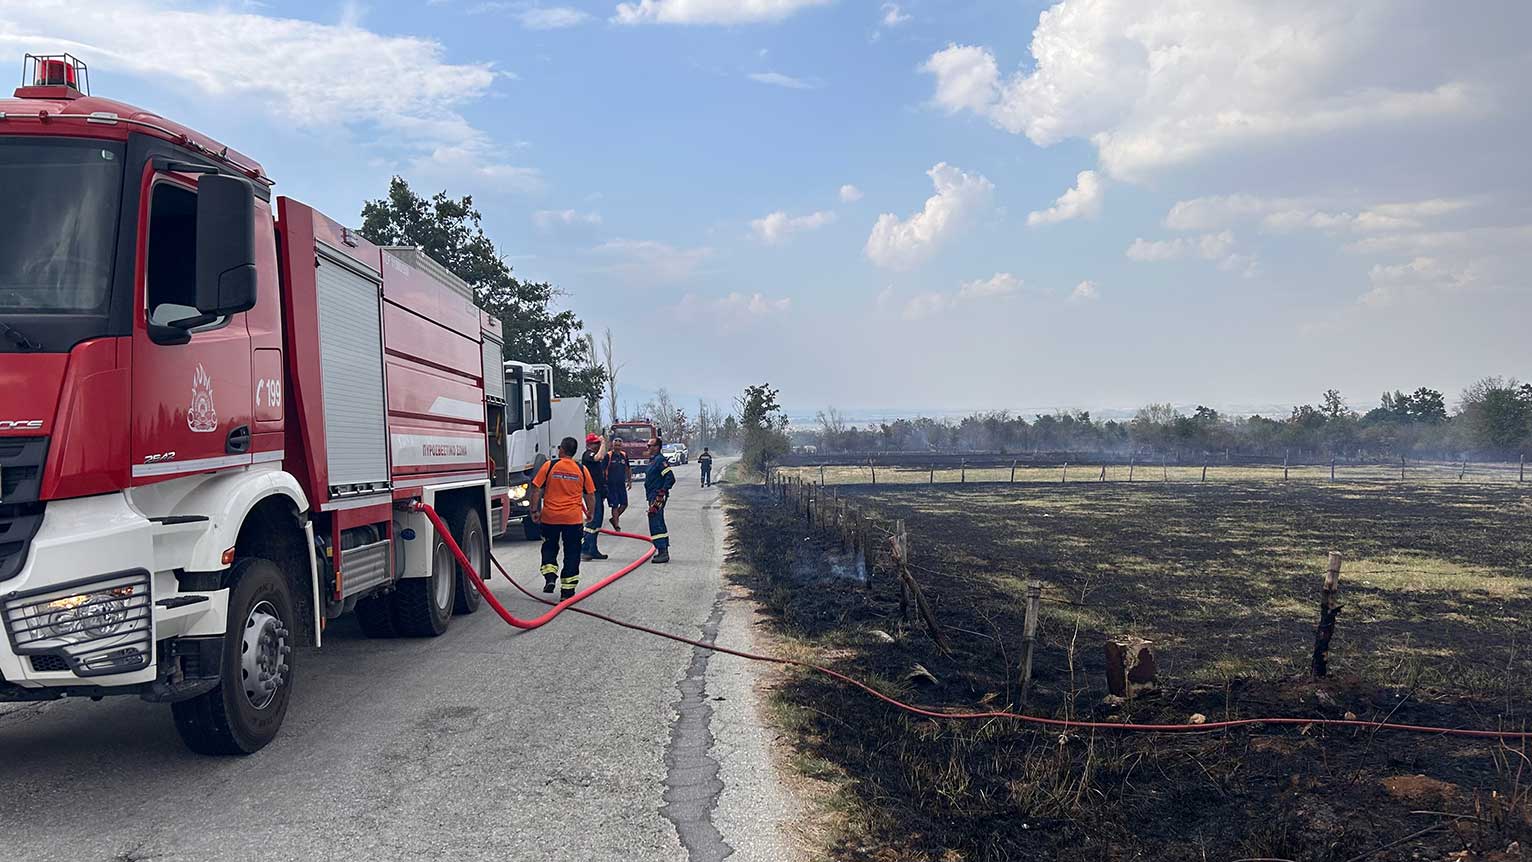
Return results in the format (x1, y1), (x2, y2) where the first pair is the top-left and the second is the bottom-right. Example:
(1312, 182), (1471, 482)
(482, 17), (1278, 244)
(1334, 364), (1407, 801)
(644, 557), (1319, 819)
(413, 502), (1532, 740)
(412, 502), (654, 631)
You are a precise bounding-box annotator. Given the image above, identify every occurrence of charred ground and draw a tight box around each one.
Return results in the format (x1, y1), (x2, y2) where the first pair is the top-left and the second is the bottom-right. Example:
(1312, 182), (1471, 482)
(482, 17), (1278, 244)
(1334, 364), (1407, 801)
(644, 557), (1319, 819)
(724, 478), (1532, 861)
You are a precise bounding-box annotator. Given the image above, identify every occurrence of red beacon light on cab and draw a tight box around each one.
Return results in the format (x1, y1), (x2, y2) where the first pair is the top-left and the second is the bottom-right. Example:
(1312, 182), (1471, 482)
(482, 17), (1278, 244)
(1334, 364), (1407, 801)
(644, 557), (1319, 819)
(16, 53), (89, 99)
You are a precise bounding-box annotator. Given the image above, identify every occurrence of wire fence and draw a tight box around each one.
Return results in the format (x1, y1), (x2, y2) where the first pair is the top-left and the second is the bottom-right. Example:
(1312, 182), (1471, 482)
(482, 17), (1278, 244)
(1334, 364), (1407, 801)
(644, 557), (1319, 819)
(771, 455), (1529, 488)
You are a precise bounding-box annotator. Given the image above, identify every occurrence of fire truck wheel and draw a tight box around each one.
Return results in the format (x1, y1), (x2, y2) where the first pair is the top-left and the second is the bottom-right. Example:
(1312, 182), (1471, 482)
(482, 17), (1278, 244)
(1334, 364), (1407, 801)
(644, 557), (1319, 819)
(171, 557), (295, 755)
(355, 592), (399, 638)
(393, 532), (455, 636)
(452, 507), (486, 615)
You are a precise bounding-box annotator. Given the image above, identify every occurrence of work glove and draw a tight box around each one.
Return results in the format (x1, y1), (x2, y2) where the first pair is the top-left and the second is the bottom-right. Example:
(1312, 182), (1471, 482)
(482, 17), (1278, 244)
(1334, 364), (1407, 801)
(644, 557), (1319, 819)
(647, 491), (668, 514)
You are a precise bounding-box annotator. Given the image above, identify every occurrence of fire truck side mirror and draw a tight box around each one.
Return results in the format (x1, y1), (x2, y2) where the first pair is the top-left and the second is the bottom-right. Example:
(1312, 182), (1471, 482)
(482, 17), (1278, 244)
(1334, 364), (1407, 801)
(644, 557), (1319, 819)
(195, 175), (258, 317)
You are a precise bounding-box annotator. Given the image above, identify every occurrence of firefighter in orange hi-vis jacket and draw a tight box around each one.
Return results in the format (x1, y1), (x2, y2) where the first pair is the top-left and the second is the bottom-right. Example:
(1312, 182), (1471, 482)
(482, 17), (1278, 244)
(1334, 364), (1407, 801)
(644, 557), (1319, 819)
(528, 437), (596, 599)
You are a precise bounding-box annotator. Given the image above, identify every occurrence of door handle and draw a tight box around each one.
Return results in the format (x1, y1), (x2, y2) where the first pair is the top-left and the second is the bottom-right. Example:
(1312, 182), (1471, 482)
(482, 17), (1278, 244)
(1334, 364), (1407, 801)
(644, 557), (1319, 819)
(226, 425), (251, 455)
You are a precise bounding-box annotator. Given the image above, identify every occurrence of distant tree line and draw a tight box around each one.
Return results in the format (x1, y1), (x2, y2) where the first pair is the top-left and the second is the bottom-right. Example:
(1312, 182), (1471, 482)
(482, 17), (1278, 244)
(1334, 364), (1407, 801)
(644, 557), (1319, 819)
(807, 378), (1532, 461)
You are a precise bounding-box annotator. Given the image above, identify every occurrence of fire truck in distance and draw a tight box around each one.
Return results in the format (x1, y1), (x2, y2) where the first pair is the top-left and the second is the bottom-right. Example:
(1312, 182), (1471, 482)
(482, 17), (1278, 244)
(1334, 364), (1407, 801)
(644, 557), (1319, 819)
(0, 55), (513, 754)
(611, 419), (661, 476)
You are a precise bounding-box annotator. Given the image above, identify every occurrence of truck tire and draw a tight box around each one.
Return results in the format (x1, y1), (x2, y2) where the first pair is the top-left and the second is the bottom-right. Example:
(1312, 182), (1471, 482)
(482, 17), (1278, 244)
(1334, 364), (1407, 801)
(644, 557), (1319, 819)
(355, 592), (399, 638)
(451, 507), (486, 615)
(393, 530), (455, 636)
(171, 558), (296, 755)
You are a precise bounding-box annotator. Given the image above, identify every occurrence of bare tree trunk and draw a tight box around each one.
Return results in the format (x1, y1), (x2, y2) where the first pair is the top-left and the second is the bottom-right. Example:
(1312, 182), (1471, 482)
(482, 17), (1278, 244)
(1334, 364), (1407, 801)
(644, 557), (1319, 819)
(602, 328), (621, 426)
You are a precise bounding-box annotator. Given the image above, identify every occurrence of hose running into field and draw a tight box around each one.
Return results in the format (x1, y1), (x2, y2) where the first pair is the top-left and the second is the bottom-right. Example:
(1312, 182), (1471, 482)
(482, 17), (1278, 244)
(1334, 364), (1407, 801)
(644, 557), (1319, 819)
(414, 503), (1532, 740)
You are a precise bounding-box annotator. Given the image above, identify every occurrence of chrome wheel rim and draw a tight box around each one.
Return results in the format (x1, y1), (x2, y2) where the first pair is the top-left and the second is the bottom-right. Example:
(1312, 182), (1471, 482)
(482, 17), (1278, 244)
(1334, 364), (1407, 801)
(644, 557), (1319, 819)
(240, 600), (289, 710)
(432, 540), (454, 610)
(461, 526), (486, 591)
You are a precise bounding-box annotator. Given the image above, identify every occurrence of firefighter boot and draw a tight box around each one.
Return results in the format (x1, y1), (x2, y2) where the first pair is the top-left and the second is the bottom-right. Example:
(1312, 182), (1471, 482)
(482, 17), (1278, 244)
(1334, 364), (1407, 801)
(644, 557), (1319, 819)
(652, 550), (670, 564)
(541, 563), (558, 594)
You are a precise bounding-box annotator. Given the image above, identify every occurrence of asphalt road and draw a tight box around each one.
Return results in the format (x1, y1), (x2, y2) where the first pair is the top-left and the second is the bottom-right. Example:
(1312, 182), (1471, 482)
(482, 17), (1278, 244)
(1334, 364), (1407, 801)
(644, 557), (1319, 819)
(0, 457), (803, 862)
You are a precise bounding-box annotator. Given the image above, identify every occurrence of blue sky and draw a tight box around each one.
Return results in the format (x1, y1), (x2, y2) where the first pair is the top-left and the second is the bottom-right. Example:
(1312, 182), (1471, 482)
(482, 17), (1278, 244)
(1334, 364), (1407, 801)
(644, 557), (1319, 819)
(6, 0), (1529, 419)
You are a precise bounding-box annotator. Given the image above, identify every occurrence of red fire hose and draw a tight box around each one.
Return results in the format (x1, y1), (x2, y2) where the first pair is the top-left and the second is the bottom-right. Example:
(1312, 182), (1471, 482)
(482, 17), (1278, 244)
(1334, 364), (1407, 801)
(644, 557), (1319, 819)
(412, 501), (654, 631)
(412, 502), (1532, 740)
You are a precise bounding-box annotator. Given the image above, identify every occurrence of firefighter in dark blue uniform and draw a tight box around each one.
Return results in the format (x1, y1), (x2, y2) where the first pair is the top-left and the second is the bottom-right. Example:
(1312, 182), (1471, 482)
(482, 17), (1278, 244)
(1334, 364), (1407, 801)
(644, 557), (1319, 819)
(644, 438), (675, 564)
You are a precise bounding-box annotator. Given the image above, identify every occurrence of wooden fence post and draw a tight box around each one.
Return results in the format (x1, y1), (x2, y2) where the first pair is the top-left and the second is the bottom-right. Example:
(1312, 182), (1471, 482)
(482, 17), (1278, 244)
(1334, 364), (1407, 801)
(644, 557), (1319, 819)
(1459, 459), (1468, 480)
(1128, 456), (1135, 482)
(1100, 464), (1107, 482)
(895, 519), (910, 622)
(1061, 462), (1068, 484)
(1330, 458), (1336, 482)
(891, 522), (951, 655)
(820, 464), (826, 484)
(1011, 460), (1018, 483)
(1201, 463), (1208, 482)
(1521, 453), (1525, 483)
(929, 464), (935, 485)
(1283, 453), (1289, 481)
(1312, 552), (1343, 677)
(1016, 581), (1042, 709)
(1162, 457), (1168, 482)
(961, 460), (966, 484)
(869, 458), (877, 486)
(1401, 455), (1406, 481)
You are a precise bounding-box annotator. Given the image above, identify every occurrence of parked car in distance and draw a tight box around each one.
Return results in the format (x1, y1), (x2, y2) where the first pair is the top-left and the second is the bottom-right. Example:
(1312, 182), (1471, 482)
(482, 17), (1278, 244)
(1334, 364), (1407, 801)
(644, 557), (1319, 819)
(663, 442), (689, 465)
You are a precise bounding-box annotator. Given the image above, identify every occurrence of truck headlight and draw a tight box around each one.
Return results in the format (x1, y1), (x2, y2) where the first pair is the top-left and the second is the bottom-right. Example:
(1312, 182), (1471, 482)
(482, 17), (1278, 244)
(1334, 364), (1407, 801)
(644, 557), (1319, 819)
(3, 570), (152, 676)
(508, 485), (528, 501)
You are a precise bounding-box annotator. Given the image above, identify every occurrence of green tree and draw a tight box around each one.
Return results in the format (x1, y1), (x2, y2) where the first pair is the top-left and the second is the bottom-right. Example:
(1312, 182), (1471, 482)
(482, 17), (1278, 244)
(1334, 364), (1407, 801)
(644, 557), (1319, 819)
(736, 383), (789, 473)
(1407, 387), (1447, 423)
(359, 176), (605, 408)
(1321, 389), (1352, 420)
(1459, 377), (1531, 453)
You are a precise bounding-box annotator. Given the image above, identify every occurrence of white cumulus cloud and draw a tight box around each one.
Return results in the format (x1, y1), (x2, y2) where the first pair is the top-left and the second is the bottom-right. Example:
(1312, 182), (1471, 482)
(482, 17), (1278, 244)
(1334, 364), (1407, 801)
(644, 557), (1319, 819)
(1126, 231), (1253, 275)
(750, 210), (836, 244)
(957, 272), (1021, 299)
(881, 3), (910, 27)
(0, 0), (541, 192)
(865, 163), (994, 270)
(898, 273), (1020, 320)
(1070, 280), (1100, 302)
(921, 44), (1000, 115)
(614, 0), (831, 25)
(839, 184), (864, 203)
(1026, 170), (1103, 226)
(919, 2), (1523, 181)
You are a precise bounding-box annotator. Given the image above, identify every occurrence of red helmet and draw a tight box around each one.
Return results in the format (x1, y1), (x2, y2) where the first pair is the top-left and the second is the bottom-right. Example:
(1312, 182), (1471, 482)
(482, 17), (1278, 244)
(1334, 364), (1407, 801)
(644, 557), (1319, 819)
(585, 433), (601, 445)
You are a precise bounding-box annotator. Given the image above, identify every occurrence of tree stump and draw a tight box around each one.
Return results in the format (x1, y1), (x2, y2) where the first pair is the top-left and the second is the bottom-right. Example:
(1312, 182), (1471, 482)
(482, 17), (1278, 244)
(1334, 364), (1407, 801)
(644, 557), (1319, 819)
(1105, 636), (1158, 698)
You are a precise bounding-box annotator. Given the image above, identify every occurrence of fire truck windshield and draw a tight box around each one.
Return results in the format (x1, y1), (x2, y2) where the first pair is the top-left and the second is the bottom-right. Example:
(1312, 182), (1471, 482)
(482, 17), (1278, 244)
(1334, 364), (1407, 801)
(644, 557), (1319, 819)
(0, 137), (123, 316)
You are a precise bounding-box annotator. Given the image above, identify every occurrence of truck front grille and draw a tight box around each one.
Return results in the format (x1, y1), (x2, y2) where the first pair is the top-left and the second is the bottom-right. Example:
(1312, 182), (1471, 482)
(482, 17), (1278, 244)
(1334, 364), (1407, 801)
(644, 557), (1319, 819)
(0, 503), (44, 583)
(0, 436), (48, 582)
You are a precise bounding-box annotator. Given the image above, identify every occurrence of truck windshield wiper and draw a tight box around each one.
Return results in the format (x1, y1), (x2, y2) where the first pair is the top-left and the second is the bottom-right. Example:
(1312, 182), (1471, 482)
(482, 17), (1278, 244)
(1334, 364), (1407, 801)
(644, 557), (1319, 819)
(0, 319), (43, 351)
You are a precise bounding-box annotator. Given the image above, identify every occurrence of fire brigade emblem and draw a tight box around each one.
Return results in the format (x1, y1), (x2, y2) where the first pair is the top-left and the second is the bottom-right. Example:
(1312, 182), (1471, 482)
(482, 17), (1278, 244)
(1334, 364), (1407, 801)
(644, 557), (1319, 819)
(188, 364), (218, 433)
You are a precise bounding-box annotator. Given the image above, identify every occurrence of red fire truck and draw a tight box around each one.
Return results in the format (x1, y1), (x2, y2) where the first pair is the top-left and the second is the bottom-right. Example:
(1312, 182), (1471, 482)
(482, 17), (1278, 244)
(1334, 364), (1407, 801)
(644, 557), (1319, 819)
(0, 55), (503, 754)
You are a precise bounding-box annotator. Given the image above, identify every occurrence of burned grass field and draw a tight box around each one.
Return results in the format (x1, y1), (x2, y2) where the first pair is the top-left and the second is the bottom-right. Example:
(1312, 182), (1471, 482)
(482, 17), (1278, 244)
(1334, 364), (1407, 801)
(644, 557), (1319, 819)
(724, 479), (1532, 862)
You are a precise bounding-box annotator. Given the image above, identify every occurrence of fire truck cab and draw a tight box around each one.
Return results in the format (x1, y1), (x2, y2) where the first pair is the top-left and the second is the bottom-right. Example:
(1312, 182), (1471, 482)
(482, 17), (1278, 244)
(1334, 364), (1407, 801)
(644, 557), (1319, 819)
(0, 55), (496, 754)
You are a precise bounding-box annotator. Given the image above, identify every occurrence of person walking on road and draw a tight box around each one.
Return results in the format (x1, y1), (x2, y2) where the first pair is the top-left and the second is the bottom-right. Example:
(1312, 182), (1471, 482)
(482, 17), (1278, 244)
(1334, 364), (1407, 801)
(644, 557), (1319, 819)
(644, 438), (676, 564)
(608, 438), (632, 531)
(528, 437), (596, 598)
(698, 447), (714, 487)
(581, 433), (610, 561)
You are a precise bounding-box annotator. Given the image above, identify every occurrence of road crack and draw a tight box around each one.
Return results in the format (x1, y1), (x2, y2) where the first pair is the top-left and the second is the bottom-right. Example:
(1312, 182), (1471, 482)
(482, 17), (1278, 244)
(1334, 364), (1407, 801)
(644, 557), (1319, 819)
(660, 589), (733, 862)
